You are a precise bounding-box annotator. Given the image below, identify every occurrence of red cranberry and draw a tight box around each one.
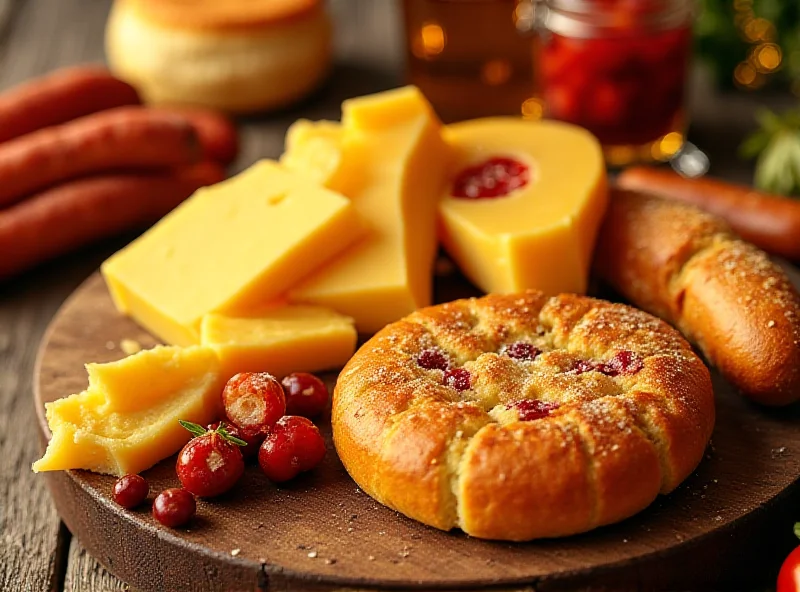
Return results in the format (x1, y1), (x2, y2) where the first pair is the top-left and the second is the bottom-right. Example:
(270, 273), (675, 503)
(417, 348), (450, 371)
(444, 368), (471, 391)
(601, 350), (644, 376)
(177, 421), (245, 497)
(112, 474), (149, 509)
(152, 488), (196, 528)
(452, 157), (530, 199)
(571, 359), (600, 374)
(502, 342), (541, 361)
(208, 421), (261, 459)
(222, 372), (286, 439)
(281, 373), (329, 418)
(258, 416), (326, 483)
(508, 400), (560, 421)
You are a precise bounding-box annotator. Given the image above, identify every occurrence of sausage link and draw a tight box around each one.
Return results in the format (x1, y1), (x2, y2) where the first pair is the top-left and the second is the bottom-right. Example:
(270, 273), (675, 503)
(0, 106), (202, 207)
(617, 167), (800, 261)
(0, 162), (225, 281)
(0, 65), (140, 144)
(154, 107), (239, 165)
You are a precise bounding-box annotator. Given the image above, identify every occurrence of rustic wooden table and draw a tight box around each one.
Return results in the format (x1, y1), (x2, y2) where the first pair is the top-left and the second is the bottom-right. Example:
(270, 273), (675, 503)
(0, 1), (797, 590)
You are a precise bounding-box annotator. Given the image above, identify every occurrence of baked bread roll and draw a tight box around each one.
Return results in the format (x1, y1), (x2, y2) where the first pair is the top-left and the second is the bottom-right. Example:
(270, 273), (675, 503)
(105, 0), (331, 114)
(333, 290), (714, 541)
(594, 188), (800, 406)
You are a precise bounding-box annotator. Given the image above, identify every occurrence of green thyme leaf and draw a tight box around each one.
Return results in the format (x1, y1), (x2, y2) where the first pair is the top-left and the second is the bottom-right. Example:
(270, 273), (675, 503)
(219, 430), (248, 447)
(179, 420), (208, 438)
(215, 422), (248, 447)
(794, 522), (800, 540)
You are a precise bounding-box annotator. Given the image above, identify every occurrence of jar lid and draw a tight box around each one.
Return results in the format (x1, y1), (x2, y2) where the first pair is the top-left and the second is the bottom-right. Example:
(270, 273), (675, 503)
(541, 0), (693, 36)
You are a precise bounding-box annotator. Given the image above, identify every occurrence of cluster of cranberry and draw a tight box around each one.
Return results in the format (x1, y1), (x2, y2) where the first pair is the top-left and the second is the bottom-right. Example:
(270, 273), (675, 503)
(417, 341), (545, 394)
(568, 350), (644, 377)
(417, 344), (644, 423)
(112, 371), (329, 528)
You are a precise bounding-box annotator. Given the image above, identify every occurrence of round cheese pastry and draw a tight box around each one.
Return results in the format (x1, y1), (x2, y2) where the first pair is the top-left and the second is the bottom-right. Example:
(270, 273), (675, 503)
(333, 290), (714, 541)
(105, 0), (332, 113)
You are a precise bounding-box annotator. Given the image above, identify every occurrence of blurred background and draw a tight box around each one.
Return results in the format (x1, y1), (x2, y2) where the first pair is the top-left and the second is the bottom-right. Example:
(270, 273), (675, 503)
(398, 0), (800, 188)
(3, 0), (798, 189)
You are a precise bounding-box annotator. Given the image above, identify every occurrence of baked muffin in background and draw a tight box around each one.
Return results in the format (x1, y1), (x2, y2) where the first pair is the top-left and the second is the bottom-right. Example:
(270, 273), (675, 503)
(105, 0), (332, 114)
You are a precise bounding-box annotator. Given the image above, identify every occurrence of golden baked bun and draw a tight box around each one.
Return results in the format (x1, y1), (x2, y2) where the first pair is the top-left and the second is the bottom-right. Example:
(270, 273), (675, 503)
(333, 290), (714, 541)
(105, 0), (332, 113)
(595, 188), (800, 406)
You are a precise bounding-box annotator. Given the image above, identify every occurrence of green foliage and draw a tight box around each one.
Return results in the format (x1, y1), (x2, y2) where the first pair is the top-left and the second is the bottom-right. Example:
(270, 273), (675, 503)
(695, 0), (800, 89)
(741, 109), (800, 196)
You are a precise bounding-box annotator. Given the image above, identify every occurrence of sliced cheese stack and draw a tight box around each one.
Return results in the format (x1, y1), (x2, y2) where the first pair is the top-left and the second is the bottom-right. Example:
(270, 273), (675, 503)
(102, 160), (364, 346)
(282, 86), (451, 333)
(33, 346), (223, 476)
(201, 306), (357, 380)
(438, 118), (608, 296)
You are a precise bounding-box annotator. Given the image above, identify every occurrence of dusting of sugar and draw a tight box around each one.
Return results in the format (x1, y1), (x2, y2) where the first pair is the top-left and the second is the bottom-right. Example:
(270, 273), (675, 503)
(337, 290), (717, 530)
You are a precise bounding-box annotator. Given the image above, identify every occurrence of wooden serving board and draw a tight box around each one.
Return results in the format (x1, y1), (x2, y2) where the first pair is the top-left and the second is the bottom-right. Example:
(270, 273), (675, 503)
(35, 270), (800, 591)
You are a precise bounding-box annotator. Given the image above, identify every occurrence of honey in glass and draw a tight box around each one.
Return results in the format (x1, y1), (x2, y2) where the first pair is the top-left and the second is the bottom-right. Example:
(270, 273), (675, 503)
(402, 0), (539, 122)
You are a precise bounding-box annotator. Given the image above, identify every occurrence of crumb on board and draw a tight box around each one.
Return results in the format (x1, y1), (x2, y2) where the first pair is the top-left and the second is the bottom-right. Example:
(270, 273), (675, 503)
(230, 548), (240, 557)
(120, 338), (142, 355)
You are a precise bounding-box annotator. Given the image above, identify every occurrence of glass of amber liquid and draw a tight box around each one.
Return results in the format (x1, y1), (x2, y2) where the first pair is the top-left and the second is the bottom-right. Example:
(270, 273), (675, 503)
(402, 0), (540, 122)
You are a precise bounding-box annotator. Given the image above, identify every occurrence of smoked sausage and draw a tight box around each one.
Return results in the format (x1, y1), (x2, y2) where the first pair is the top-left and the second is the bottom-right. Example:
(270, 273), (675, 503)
(0, 66), (140, 144)
(617, 167), (800, 261)
(0, 162), (225, 281)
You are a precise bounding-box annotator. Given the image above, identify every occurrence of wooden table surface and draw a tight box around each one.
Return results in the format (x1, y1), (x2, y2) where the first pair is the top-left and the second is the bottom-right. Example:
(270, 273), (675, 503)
(0, 1), (797, 590)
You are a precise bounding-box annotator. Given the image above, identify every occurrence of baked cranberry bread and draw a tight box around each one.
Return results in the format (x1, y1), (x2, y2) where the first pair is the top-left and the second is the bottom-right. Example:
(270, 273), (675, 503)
(333, 290), (714, 541)
(595, 188), (800, 406)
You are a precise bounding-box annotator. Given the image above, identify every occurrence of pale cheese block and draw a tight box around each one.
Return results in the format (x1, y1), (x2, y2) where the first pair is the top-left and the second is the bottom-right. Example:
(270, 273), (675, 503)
(282, 86), (451, 333)
(438, 118), (608, 296)
(281, 120), (350, 191)
(102, 160), (365, 346)
(33, 346), (223, 476)
(201, 306), (357, 380)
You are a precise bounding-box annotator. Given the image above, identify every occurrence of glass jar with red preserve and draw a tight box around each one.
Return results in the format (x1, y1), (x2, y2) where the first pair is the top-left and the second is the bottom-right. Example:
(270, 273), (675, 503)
(535, 0), (693, 165)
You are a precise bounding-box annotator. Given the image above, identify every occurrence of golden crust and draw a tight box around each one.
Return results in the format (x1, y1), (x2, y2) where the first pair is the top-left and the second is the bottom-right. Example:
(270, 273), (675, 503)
(332, 291), (714, 541)
(120, 0), (321, 31)
(105, 0), (331, 113)
(595, 189), (800, 406)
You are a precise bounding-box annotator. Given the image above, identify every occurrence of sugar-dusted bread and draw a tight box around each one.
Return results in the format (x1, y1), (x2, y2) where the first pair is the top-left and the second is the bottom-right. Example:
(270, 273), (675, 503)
(594, 188), (800, 406)
(333, 290), (714, 541)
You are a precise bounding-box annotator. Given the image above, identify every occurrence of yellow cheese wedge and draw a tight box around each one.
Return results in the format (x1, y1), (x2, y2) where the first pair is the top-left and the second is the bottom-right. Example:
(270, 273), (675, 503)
(438, 118), (608, 296)
(102, 160), (365, 346)
(282, 86), (451, 333)
(201, 306), (357, 380)
(281, 120), (353, 193)
(33, 346), (223, 476)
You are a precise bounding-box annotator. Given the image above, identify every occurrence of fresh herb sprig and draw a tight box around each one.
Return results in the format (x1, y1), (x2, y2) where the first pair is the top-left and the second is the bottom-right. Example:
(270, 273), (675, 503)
(178, 419), (248, 446)
(741, 108), (800, 197)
